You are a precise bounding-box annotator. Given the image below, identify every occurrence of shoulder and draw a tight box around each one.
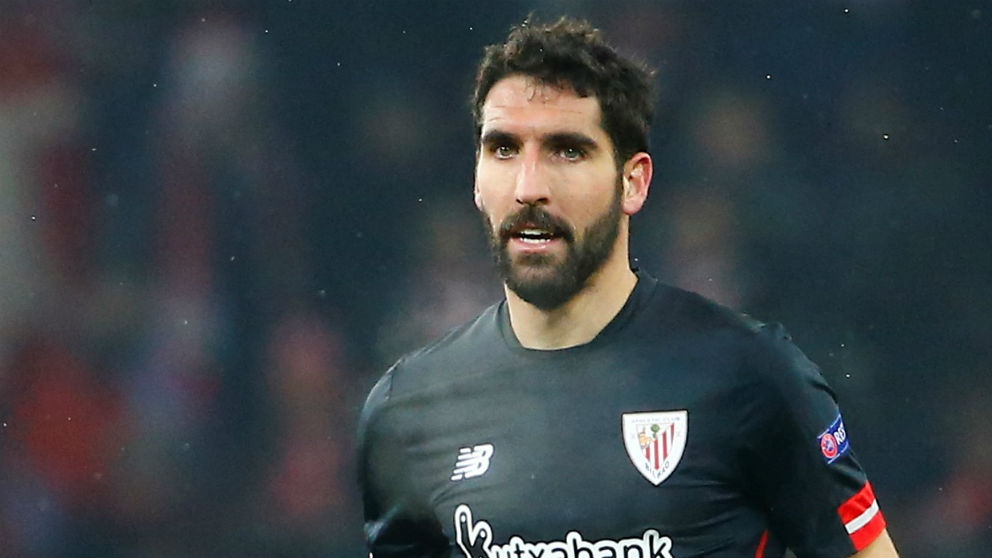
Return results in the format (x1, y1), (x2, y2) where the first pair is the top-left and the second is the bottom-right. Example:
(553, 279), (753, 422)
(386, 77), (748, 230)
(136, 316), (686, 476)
(645, 286), (841, 441)
(362, 301), (505, 412)
(639, 280), (765, 346)
(641, 280), (821, 386)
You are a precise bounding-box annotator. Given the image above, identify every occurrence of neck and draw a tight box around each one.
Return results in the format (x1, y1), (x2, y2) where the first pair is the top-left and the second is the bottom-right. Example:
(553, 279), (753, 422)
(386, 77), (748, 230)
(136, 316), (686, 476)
(505, 242), (637, 350)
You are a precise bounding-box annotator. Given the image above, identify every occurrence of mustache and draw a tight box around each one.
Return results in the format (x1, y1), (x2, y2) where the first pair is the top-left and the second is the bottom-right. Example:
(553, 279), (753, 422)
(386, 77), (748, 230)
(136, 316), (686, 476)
(497, 205), (575, 243)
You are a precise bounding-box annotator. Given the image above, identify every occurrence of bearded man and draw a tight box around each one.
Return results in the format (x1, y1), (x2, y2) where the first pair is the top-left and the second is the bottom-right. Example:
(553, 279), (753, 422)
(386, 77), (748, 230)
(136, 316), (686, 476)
(358, 16), (898, 558)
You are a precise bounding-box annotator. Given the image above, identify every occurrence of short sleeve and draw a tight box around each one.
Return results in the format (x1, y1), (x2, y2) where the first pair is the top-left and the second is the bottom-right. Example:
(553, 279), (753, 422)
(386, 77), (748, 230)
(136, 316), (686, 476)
(357, 367), (448, 557)
(737, 323), (887, 558)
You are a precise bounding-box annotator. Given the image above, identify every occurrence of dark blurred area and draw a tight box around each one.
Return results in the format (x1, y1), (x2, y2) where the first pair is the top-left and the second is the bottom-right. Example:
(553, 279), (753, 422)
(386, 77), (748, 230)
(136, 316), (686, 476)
(0, 1), (988, 556)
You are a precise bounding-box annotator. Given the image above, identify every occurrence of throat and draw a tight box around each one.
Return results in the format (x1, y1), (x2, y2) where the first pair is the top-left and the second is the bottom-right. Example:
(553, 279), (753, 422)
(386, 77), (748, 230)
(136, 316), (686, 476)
(505, 265), (638, 350)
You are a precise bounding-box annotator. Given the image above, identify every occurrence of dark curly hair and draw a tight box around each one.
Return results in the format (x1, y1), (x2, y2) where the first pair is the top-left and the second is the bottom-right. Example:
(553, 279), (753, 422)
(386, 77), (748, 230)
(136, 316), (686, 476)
(472, 16), (655, 165)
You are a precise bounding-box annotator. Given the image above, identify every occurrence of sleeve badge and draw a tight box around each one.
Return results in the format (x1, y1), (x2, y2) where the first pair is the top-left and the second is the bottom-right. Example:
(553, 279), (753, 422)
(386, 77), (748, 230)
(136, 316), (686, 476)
(818, 412), (851, 464)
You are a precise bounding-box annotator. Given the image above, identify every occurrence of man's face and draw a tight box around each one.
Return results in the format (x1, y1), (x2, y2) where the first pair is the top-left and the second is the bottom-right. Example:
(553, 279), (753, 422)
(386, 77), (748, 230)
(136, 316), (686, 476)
(475, 75), (625, 310)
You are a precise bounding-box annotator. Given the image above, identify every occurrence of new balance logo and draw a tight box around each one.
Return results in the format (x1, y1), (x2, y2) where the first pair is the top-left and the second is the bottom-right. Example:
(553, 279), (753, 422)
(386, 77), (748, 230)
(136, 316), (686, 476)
(450, 444), (494, 481)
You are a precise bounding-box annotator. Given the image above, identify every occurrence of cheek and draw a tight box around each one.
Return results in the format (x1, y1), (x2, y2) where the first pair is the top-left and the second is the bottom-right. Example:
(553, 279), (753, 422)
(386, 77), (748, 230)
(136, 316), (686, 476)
(563, 176), (618, 220)
(474, 171), (510, 214)
(473, 184), (502, 231)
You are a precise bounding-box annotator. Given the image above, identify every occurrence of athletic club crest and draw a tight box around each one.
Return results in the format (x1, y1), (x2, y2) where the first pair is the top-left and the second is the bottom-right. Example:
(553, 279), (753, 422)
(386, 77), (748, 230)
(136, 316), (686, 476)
(621, 410), (688, 486)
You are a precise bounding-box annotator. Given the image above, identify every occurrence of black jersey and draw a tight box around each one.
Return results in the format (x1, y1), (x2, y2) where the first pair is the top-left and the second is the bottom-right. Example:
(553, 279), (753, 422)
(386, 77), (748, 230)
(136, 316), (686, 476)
(358, 274), (886, 558)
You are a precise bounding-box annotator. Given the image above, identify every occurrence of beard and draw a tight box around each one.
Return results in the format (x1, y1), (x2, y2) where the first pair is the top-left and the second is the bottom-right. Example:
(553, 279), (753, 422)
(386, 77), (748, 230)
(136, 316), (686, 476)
(481, 179), (623, 311)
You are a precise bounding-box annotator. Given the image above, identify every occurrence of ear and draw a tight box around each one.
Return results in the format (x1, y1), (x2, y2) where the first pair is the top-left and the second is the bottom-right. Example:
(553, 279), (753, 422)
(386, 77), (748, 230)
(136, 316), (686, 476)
(620, 152), (653, 216)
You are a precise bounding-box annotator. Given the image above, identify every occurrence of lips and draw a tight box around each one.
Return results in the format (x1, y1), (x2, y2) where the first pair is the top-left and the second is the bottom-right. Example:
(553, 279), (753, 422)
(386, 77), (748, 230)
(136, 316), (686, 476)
(511, 225), (558, 243)
(499, 207), (572, 245)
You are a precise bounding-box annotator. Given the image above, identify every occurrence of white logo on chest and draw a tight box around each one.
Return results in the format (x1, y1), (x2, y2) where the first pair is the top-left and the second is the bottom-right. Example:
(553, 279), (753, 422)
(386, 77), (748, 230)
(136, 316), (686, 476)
(454, 504), (674, 558)
(451, 443), (494, 481)
(621, 410), (688, 486)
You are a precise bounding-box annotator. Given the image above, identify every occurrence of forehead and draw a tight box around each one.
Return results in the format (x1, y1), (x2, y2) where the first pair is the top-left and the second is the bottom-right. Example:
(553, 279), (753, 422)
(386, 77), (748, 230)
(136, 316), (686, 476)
(480, 75), (606, 138)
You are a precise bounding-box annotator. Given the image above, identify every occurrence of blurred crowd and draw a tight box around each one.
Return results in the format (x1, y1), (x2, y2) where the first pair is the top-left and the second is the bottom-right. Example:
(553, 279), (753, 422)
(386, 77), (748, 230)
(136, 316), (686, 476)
(0, 1), (989, 556)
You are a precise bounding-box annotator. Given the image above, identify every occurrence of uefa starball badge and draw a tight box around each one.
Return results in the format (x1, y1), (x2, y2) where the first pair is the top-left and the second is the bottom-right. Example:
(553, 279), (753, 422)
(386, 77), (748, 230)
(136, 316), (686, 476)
(817, 412), (851, 464)
(622, 410), (688, 486)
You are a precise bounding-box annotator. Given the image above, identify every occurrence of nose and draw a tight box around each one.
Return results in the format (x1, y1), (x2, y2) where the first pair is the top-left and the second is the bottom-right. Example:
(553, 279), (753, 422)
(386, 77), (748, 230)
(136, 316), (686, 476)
(514, 149), (550, 206)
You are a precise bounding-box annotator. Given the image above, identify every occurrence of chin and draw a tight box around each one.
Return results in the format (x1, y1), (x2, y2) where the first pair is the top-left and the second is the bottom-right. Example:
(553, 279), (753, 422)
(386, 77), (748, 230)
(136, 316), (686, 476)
(506, 267), (586, 310)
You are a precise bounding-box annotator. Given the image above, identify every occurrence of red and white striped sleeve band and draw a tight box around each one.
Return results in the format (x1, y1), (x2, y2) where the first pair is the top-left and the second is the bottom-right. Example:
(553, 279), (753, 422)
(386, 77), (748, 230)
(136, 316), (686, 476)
(838, 481), (886, 551)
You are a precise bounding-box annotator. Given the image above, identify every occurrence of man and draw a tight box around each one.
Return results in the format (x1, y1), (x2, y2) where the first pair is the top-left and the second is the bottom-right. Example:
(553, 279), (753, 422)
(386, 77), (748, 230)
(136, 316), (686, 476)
(358, 17), (898, 558)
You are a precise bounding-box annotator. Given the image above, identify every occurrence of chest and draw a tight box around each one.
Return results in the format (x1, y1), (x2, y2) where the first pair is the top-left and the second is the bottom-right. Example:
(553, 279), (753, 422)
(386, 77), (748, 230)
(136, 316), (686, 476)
(398, 353), (752, 545)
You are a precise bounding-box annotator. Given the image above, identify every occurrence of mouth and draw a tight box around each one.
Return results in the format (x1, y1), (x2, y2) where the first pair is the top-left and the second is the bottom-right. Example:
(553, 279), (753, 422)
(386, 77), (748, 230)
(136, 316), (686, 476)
(508, 225), (562, 245)
(498, 207), (573, 248)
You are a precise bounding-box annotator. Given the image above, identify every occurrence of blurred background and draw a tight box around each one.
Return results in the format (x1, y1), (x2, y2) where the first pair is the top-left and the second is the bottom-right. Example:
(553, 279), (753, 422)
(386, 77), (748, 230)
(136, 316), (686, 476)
(0, 0), (989, 556)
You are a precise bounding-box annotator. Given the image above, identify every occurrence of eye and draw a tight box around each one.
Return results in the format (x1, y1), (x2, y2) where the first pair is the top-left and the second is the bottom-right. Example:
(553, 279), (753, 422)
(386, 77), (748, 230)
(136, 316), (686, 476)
(493, 145), (516, 159)
(557, 146), (586, 161)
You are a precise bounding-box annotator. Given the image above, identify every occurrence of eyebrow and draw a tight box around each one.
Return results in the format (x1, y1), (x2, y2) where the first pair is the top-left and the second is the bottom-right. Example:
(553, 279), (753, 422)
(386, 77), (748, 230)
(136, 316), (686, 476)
(479, 130), (519, 147)
(479, 129), (601, 152)
(544, 132), (600, 153)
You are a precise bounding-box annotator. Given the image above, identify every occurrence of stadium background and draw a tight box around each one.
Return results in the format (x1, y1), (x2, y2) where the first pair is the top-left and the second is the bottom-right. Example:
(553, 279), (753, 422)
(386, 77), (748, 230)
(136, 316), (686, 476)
(1, 1), (989, 556)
